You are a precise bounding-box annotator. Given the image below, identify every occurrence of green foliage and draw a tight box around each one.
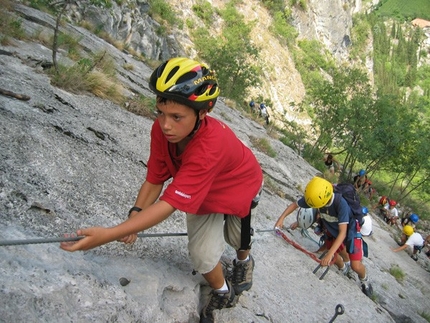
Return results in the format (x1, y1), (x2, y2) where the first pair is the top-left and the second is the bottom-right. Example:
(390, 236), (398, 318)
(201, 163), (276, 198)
(419, 311), (430, 322)
(374, 0), (430, 21)
(290, 0), (308, 11)
(49, 52), (124, 104)
(261, 0), (285, 13)
(291, 40), (335, 92)
(0, 13), (26, 44)
(389, 264), (405, 283)
(278, 120), (308, 155)
(250, 136), (277, 158)
(192, 1), (261, 104)
(148, 0), (178, 26)
(192, 0), (217, 26)
(124, 94), (156, 119)
(271, 11), (298, 46)
(350, 14), (371, 61)
(54, 32), (82, 59)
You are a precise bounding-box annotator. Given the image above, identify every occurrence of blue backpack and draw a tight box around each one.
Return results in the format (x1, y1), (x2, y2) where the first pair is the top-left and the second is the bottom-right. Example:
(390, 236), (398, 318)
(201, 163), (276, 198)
(333, 183), (363, 225)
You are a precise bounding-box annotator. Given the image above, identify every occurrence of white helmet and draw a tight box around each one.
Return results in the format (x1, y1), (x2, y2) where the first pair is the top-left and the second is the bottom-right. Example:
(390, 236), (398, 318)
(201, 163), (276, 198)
(360, 215), (373, 236)
(297, 208), (317, 229)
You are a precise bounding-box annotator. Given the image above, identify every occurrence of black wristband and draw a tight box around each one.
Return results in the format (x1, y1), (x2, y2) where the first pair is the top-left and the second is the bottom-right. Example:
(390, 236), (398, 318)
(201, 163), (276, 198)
(128, 206), (142, 217)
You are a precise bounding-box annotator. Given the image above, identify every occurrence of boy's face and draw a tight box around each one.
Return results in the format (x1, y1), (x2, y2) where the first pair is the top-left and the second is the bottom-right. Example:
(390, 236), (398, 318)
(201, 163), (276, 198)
(155, 100), (207, 143)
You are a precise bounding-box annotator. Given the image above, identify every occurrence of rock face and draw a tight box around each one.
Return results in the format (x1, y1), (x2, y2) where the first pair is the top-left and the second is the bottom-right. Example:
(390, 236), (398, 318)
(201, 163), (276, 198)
(61, 0), (360, 125)
(292, 0), (357, 61)
(1, 4), (430, 323)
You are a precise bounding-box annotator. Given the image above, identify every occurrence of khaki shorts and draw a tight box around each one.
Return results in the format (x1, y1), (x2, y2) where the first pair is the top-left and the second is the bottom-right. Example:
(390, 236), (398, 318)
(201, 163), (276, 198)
(186, 213), (245, 274)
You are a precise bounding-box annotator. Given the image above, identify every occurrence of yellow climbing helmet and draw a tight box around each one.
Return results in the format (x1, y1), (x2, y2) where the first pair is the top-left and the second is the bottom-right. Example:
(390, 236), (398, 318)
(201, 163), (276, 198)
(304, 177), (333, 208)
(403, 225), (414, 236)
(149, 57), (220, 111)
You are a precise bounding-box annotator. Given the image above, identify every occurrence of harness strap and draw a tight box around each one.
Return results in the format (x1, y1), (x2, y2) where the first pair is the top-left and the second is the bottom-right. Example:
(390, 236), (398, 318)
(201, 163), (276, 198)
(240, 208), (252, 250)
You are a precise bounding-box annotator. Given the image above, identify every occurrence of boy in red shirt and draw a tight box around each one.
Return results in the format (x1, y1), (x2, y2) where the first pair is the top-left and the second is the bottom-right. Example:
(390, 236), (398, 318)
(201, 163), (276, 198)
(61, 58), (263, 323)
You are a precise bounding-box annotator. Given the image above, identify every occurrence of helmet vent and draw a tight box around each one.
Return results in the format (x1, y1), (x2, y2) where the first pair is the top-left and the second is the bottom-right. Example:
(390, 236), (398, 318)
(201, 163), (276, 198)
(166, 66), (180, 83)
(157, 62), (167, 77)
(195, 84), (208, 96)
(201, 66), (209, 75)
(177, 71), (198, 84)
(208, 84), (218, 95)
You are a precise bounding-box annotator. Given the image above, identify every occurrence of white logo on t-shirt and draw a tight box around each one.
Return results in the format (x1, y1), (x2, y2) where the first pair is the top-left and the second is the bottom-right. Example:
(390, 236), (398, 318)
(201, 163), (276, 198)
(175, 190), (191, 199)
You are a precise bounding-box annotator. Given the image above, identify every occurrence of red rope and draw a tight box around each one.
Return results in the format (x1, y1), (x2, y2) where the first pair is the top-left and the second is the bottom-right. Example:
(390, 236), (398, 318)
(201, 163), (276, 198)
(275, 228), (335, 265)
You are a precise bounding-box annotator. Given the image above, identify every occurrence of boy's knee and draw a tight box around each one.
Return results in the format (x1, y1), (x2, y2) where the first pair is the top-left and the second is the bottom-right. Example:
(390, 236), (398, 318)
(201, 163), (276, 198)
(350, 260), (364, 273)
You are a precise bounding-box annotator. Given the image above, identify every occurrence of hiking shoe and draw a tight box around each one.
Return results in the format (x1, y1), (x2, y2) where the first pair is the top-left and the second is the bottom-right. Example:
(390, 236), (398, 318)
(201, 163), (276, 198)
(341, 263), (356, 280)
(411, 254), (418, 261)
(200, 280), (236, 323)
(232, 255), (255, 295)
(361, 282), (373, 298)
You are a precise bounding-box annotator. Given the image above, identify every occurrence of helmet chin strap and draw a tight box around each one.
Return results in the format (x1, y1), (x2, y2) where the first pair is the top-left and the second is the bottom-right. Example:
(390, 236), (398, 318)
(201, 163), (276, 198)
(187, 113), (201, 138)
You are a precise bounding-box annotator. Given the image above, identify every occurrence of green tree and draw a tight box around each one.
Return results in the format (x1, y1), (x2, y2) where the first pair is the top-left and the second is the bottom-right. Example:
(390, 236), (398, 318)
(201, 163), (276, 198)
(193, 2), (260, 103)
(307, 67), (375, 179)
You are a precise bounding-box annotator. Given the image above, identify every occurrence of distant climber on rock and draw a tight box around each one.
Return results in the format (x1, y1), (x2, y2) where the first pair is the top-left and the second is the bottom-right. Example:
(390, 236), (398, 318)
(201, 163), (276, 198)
(391, 225), (424, 261)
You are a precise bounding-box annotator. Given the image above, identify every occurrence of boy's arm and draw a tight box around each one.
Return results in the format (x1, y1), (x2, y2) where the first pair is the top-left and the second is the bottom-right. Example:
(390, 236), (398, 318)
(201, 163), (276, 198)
(131, 181), (164, 214)
(275, 201), (299, 229)
(61, 200), (175, 252)
(121, 180), (164, 243)
(391, 244), (409, 252)
(320, 223), (347, 266)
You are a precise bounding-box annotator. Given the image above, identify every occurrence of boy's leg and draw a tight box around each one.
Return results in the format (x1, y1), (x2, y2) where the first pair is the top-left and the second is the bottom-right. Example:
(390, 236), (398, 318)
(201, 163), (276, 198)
(187, 213), (226, 280)
(202, 262), (225, 289)
(349, 237), (373, 297)
(186, 213), (236, 323)
(224, 212), (255, 295)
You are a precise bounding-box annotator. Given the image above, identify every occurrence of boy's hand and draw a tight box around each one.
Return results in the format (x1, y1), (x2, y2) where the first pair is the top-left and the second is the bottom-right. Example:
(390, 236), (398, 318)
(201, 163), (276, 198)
(60, 227), (111, 251)
(289, 221), (299, 230)
(118, 234), (138, 244)
(320, 252), (334, 266)
(274, 218), (284, 229)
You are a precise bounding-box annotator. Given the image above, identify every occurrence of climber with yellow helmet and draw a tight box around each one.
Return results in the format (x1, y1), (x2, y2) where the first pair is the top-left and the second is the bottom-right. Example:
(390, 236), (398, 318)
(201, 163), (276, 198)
(391, 225), (425, 261)
(275, 176), (373, 297)
(60, 58), (264, 323)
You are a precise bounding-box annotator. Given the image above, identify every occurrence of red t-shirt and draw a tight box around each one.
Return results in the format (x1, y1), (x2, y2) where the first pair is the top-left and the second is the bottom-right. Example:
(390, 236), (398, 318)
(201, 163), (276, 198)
(146, 116), (263, 217)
